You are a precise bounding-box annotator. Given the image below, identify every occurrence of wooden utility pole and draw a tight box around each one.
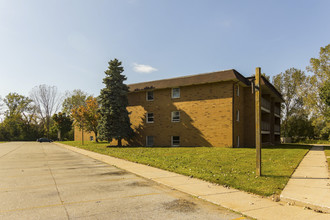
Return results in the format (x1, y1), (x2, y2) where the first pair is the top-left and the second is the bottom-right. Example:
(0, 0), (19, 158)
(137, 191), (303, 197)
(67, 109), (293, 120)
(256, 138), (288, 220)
(81, 129), (84, 145)
(255, 67), (262, 176)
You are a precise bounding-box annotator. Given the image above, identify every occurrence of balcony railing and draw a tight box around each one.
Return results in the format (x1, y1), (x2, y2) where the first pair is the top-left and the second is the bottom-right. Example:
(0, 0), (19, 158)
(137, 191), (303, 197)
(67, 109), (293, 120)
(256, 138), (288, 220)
(261, 97), (270, 111)
(274, 106), (280, 116)
(274, 124), (280, 132)
(261, 121), (270, 131)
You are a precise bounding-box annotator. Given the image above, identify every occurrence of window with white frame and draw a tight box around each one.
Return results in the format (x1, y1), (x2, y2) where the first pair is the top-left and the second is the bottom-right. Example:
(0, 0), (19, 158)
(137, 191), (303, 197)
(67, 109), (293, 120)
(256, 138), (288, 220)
(146, 113), (154, 123)
(146, 136), (154, 146)
(171, 136), (180, 146)
(171, 111), (180, 122)
(146, 91), (154, 101)
(172, 88), (180, 98)
(236, 110), (239, 122)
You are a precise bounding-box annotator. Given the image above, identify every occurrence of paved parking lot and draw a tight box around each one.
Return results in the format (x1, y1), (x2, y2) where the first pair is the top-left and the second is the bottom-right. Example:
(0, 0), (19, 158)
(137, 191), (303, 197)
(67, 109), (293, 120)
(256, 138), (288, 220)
(0, 142), (243, 219)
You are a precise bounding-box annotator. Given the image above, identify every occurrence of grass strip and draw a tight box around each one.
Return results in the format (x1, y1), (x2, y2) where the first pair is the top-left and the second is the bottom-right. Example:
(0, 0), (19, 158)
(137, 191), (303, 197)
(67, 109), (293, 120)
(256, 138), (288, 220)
(59, 141), (309, 196)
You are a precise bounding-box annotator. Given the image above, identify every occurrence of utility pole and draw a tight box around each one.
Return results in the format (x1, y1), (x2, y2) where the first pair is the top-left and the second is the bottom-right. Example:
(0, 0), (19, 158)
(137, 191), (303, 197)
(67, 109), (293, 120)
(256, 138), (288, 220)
(81, 128), (84, 145)
(255, 67), (262, 176)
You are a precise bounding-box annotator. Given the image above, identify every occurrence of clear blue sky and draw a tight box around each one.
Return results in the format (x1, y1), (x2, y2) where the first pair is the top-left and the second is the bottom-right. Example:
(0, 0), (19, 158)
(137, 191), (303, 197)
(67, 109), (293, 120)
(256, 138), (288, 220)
(0, 0), (329, 99)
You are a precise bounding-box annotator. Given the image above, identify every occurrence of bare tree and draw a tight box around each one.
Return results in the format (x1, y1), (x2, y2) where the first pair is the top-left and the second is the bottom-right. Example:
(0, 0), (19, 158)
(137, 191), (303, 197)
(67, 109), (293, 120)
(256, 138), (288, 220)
(30, 85), (62, 138)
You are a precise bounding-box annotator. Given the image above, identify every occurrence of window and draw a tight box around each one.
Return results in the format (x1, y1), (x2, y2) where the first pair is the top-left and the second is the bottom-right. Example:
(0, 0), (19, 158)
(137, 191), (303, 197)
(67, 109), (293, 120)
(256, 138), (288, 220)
(236, 110), (239, 122)
(146, 91), (154, 101)
(237, 136), (240, 147)
(171, 136), (180, 146)
(171, 111), (180, 122)
(237, 85), (240, 97)
(172, 88), (180, 98)
(146, 136), (154, 146)
(90, 136), (94, 141)
(147, 113), (154, 123)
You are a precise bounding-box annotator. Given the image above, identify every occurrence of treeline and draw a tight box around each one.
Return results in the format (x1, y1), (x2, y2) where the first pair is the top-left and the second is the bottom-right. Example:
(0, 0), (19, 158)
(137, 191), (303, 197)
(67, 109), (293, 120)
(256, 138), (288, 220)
(271, 44), (329, 142)
(0, 85), (88, 141)
(0, 59), (132, 145)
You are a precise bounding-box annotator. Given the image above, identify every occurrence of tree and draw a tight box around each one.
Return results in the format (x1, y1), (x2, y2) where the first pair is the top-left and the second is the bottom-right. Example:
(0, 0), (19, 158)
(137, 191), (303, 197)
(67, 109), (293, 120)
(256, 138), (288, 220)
(30, 85), (62, 138)
(3, 93), (33, 117)
(62, 89), (88, 115)
(273, 68), (306, 137)
(71, 97), (100, 142)
(320, 81), (330, 107)
(98, 59), (133, 146)
(305, 44), (330, 139)
(52, 112), (73, 141)
(71, 105), (86, 144)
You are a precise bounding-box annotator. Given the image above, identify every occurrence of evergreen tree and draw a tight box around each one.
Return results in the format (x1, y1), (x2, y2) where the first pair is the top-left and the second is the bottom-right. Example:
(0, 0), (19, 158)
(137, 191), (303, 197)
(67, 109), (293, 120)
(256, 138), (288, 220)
(98, 59), (133, 146)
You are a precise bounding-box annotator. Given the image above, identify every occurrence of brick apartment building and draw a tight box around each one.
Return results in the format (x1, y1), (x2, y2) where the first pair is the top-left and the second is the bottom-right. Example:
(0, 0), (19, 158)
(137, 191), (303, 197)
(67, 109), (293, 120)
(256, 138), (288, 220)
(75, 69), (283, 147)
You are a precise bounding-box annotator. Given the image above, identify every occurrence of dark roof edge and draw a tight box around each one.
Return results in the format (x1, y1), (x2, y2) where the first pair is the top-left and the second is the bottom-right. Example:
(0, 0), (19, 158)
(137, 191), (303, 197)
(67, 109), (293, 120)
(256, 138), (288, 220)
(128, 69), (236, 87)
(261, 76), (284, 101)
(246, 76), (284, 101)
(232, 69), (250, 86)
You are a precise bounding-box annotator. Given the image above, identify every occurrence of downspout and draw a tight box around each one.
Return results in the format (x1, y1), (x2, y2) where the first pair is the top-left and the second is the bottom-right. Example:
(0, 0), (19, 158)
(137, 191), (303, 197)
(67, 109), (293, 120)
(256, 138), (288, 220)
(232, 82), (236, 148)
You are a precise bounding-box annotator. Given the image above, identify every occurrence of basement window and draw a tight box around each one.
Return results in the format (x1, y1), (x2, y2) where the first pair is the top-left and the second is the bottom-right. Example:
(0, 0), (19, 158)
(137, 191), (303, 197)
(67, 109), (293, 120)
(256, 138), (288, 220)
(172, 88), (180, 98)
(172, 136), (180, 146)
(171, 111), (180, 122)
(146, 91), (154, 101)
(146, 113), (154, 123)
(146, 136), (154, 146)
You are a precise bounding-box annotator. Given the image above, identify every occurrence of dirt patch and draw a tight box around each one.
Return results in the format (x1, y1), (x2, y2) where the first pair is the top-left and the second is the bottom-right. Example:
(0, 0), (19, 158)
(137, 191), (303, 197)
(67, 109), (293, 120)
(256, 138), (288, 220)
(126, 181), (153, 187)
(99, 171), (128, 176)
(163, 199), (197, 213)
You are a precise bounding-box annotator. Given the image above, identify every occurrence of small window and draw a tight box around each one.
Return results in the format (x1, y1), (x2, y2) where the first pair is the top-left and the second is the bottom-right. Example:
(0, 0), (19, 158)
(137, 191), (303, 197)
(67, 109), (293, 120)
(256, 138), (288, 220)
(146, 136), (154, 146)
(237, 136), (240, 147)
(146, 91), (154, 101)
(236, 110), (239, 122)
(171, 111), (180, 122)
(172, 88), (180, 98)
(172, 136), (180, 146)
(90, 136), (94, 141)
(237, 85), (239, 97)
(147, 113), (154, 123)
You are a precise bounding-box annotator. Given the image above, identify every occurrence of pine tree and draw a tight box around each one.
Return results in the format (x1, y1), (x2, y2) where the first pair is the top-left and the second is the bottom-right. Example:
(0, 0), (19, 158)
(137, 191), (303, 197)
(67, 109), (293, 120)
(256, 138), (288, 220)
(98, 59), (133, 146)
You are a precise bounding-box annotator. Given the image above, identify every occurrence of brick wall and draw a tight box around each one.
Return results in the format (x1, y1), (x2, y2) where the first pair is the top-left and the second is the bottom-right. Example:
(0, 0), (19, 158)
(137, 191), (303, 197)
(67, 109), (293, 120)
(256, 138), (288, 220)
(74, 126), (95, 143)
(128, 81), (234, 147)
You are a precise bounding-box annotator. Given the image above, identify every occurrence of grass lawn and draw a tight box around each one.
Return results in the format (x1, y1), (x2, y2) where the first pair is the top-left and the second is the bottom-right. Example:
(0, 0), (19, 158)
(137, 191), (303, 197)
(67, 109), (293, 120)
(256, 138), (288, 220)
(59, 141), (310, 197)
(297, 139), (330, 145)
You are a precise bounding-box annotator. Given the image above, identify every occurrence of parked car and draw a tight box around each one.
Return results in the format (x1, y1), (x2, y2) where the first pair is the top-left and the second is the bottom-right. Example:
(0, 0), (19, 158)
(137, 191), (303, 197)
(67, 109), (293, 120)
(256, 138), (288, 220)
(37, 138), (53, 143)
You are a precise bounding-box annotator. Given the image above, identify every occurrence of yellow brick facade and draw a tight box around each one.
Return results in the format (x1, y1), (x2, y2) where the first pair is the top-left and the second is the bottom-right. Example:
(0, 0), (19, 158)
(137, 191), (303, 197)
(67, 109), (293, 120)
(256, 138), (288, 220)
(127, 81), (233, 147)
(74, 71), (282, 147)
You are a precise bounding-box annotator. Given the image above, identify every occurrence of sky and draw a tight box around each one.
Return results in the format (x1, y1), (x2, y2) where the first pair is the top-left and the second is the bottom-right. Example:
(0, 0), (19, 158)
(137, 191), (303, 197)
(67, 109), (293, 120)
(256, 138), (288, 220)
(0, 0), (329, 100)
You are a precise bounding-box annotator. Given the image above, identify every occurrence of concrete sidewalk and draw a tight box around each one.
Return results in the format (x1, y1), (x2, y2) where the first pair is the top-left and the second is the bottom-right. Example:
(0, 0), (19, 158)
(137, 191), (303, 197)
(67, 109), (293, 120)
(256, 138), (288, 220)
(55, 143), (329, 220)
(281, 146), (330, 213)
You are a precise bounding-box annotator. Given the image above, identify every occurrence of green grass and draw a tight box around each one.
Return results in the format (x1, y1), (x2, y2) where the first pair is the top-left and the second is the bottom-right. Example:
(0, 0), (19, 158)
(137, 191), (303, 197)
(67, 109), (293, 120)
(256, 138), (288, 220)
(59, 141), (310, 196)
(297, 139), (330, 145)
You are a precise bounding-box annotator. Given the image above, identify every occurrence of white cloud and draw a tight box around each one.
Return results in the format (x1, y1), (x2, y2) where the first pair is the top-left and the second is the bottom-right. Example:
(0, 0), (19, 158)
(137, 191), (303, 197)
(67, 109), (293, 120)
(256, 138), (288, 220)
(133, 63), (158, 74)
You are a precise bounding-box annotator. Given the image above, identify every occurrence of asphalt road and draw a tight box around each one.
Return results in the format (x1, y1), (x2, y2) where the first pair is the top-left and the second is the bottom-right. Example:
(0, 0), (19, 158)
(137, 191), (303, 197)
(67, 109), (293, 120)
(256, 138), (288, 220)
(0, 142), (244, 220)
